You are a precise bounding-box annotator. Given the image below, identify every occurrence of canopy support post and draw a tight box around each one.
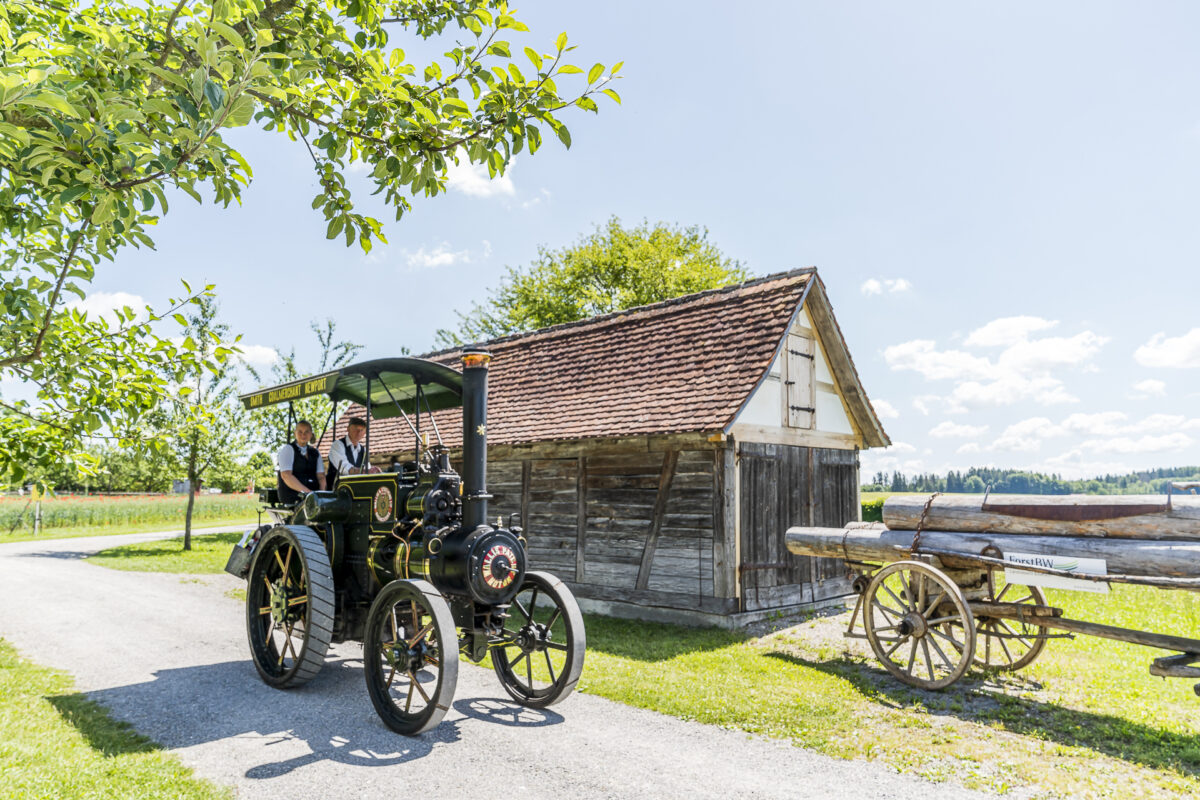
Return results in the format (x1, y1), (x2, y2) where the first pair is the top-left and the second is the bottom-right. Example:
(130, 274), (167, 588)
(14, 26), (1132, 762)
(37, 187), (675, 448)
(365, 377), (372, 467)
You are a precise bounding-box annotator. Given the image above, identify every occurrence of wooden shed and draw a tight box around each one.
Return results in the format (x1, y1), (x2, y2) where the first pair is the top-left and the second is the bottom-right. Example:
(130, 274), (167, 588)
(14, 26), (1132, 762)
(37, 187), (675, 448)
(341, 268), (890, 626)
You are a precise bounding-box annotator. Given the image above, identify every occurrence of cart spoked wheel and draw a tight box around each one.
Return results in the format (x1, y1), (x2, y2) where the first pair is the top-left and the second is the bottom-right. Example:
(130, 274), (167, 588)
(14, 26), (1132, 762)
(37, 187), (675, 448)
(863, 560), (976, 690)
(246, 525), (335, 688)
(363, 579), (458, 735)
(973, 579), (1049, 672)
(491, 571), (585, 708)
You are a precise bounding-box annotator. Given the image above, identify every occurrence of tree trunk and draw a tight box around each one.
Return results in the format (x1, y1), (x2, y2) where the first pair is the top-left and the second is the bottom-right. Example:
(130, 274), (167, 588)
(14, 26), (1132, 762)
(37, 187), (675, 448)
(184, 445), (198, 552)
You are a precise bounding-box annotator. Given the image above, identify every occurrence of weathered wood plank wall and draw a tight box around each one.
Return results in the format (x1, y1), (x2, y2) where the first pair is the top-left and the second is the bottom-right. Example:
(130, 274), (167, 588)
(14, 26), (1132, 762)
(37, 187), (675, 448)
(738, 442), (857, 612)
(442, 434), (859, 618)
(485, 438), (725, 613)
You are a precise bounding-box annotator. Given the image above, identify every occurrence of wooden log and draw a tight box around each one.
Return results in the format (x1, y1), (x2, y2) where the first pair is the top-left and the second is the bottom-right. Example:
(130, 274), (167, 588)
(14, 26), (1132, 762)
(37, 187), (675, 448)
(785, 525), (1200, 579)
(883, 493), (1200, 540)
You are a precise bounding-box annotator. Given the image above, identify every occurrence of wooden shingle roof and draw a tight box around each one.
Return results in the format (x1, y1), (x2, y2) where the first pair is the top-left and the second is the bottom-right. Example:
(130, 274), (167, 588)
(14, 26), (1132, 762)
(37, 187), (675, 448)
(334, 267), (889, 453)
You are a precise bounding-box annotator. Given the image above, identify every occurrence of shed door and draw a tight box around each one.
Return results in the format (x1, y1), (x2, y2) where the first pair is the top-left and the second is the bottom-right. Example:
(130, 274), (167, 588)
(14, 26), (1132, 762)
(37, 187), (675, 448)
(784, 334), (815, 429)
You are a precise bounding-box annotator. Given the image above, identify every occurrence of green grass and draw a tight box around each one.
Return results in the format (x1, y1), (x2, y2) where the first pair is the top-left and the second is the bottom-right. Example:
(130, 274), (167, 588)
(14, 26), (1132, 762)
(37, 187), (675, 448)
(91, 531), (1200, 797)
(0, 638), (230, 800)
(88, 531), (245, 573)
(0, 517), (255, 545)
(0, 493), (258, 535)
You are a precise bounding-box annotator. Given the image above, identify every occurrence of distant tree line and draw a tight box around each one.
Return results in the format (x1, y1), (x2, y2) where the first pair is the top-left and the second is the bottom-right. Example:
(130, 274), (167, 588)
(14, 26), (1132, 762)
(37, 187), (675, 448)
(863, 466), (1200, 495)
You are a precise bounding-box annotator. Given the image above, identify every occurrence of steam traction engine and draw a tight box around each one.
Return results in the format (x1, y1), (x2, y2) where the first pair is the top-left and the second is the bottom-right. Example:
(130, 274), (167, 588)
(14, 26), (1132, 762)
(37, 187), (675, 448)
(227, 351), (584, 734)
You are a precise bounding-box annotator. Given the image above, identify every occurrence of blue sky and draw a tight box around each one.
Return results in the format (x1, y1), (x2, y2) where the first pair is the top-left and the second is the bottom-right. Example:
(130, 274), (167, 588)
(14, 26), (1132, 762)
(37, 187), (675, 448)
(77, 1), (1199, 479)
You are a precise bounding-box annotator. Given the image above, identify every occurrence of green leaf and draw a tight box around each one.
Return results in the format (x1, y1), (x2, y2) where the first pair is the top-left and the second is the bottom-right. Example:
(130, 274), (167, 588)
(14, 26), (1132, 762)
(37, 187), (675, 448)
(602, 88), (621, 105)
(588, 63), (604, 83)
(59, 184), (88, 204)
(327, 216), (345, 239)
(557, 64), (582, 75)
(146, 66), (190, 91)
(91, 195), (115, 224)
(555, 32), (568, 51)
(203, 79), (226, 111)
(524, 47), (543, 71)
(225, 94), (255, 127)
(556, 125), (571, 149)
(22, 92), (78, 116)
(172, 313), (187, 326)
(209, 20), (245, 49)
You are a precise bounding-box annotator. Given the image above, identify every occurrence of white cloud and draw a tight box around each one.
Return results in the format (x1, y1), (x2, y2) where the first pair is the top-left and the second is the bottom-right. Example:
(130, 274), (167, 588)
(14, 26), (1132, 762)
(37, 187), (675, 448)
(992, 417), (1065, 452)
(398, 240), (492, 271)
(929, 421), (988, 438)
(1059, 411), (1127, 437)
(964, 316), (1058, 348)
(67, 291), (145, 324)
(521, 188), (552, 210)
(1135, 328), (1200, 369)
(1078, 433), (1194, 455)
(1131, 378), (1166, 398)
(884, 321), (1107, 411)
(860, 442), (925, 477)
(860, 277), (911, 296)
(404, 243), (472, 270)
(237, 344), (278, 369)
(912, 395), (941, 416)
(956, 442), (982, 455)
(445, 154), (515, 198)
(883, 340), (996, 382)
(997, 331), (1108, 374)
(871, 399), (900, 419)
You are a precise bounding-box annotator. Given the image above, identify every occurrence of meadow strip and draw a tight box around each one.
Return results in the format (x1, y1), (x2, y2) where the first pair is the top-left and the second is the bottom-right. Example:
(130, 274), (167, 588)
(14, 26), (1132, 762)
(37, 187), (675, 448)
(0, 638), (230, 800)
(0, 493), (258, 533)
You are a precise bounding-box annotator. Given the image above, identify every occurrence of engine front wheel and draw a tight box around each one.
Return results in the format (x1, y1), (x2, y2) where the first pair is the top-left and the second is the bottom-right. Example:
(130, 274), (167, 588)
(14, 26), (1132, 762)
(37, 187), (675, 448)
(490, 571), (585, 708)
(245, 525), (335, 688)
(363, 579), (458, 735)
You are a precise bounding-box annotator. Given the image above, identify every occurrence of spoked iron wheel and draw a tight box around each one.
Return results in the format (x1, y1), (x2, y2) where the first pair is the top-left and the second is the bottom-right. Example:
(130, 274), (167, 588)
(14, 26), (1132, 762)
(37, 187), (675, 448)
(491, 571), (585, 708)
(863, 560), (976, 690)
(363, 579), (458, 735)
(973, 578), (1049, 672)
(245, 525), (335, 688)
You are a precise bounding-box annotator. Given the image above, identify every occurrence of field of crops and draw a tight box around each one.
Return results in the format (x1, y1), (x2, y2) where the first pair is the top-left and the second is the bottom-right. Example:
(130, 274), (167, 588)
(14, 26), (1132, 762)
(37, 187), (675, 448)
(0, 493), (258, 534)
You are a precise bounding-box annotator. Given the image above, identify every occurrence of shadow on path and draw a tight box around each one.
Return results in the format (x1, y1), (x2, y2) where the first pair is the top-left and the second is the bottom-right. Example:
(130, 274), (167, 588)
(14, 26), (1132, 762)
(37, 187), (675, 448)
(50, 654), (562, 780)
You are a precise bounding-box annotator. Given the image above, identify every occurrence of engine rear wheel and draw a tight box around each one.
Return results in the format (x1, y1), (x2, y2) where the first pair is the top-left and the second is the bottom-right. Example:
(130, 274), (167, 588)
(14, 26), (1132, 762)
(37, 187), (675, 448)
(363, 579), (458, 735)
(491, 571), (585, 708)
(245, 525), (334, 688)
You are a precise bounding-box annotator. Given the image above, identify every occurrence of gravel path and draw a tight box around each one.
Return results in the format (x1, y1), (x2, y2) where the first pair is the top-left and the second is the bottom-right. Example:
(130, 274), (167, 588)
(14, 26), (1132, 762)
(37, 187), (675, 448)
(0, 532), (991, 799)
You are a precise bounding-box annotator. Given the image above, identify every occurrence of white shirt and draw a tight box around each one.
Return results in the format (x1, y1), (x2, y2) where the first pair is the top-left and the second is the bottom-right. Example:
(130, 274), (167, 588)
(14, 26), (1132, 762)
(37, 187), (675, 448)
(276, 443), (324, 474)
(328, 437), (366, 474)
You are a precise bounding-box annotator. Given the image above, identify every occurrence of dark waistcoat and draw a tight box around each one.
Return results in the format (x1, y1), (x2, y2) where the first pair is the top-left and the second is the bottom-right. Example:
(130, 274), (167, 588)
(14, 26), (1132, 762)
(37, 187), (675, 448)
(277, 443), (320, 504)
(326, 436), (365, 486)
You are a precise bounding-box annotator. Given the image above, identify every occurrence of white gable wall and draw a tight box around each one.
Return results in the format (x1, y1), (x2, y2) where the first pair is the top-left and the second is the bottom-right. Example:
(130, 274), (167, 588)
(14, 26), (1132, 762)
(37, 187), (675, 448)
(731, 306), (858, 446)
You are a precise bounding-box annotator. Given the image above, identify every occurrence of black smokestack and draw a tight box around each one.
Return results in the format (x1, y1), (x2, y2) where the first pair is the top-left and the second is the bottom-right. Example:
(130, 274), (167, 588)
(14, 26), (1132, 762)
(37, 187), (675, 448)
(461, 349), (491, 530)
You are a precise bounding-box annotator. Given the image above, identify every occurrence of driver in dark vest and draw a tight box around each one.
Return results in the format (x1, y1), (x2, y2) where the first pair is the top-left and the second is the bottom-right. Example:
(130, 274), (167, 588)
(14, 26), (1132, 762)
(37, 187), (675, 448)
(276, 420), (326, 504)
(326, 416), (380, 485)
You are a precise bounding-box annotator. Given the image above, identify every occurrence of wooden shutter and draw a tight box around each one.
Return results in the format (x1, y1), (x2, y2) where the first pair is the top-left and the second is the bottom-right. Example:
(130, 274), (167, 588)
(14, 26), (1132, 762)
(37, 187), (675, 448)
(784, 334), (815, 429)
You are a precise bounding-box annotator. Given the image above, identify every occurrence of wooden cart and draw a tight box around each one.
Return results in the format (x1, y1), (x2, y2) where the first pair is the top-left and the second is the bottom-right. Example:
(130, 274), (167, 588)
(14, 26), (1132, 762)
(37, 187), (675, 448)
(785, 484), (1200, 693)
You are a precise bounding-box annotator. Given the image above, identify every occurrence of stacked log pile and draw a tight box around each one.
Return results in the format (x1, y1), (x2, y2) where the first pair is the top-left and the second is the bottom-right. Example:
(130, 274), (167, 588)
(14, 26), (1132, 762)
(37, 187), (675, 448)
(785, 493), (1200, 582)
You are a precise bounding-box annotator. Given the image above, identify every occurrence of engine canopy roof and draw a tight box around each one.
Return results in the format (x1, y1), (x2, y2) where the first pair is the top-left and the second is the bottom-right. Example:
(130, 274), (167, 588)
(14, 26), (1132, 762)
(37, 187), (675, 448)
(238, 357), (463, 418)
